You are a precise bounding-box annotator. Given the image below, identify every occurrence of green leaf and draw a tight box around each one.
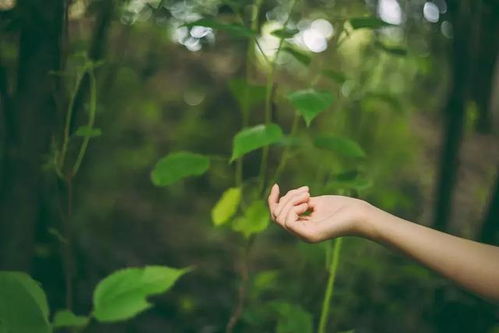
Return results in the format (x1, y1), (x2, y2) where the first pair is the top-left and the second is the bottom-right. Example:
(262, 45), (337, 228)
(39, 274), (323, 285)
(287, 89), (334, 126)
(75, 126), (102, 138)
(269, 301), (313, 333)
(321, 69), (346, 84)
(53, 310), (89, 328)
(232, 200), (269, 237)
(211, 187), (241, 226)
(348, 16), (394, 29)
(271, 28), (299, 39)
(231, 124), (283, 162)
(151, 151), (210, 186)
(375, 41), (407, 56)
(93, 266), (191, 322)
(228, 79), (266, 111)
(314, 135), (366, 158)
(282, 46), (311, 66)
(185, 19), (256, 38)
(0, 272), (51, 333)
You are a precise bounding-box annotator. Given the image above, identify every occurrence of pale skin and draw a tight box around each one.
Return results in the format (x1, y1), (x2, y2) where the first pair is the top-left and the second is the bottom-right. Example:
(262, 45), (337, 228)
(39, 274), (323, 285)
(267, 184), (499, 302)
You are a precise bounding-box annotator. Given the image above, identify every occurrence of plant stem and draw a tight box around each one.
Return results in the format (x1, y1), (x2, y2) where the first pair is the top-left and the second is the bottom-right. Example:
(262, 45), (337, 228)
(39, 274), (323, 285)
(272, 110), (299, 183)
(58, 69), (85, 176)
(258, 0), (299, 194)
(61, 175), (74, 310)
(318, 237), (343, 333)
(226, 237), (253, 333)
(72, 66), (97, 176)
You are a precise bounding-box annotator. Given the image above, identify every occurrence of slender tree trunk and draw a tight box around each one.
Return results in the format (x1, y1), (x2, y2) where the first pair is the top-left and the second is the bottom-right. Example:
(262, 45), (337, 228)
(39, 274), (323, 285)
(479, 170), (499, 245)
(0, 0), (64, 270)
(433, 0), (471, 231)
(470, 0), (499, 133)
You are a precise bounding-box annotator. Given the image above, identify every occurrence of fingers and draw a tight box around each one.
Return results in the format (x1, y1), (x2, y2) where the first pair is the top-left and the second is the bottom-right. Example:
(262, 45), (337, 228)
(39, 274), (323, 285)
(276, 191), (309, 225)
(285, 203), (309, 227)
(283, 204), (319, 242)
(273, 186), (309, 220)
(267, 184), (280, 220)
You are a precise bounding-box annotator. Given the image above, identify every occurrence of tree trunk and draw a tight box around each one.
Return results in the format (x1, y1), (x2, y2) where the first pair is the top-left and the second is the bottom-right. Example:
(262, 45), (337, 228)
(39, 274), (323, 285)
(433, 0), (471, 231)
(0, 0), (64, 270)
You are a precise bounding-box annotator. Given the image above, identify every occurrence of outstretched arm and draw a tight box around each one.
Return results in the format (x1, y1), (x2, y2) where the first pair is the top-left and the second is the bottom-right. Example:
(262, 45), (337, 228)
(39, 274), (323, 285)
(267, 184), (499, 302)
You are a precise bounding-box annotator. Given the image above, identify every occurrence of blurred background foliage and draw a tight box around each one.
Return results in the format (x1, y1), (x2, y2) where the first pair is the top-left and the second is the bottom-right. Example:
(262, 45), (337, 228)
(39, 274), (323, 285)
(0, 0), (498, 332)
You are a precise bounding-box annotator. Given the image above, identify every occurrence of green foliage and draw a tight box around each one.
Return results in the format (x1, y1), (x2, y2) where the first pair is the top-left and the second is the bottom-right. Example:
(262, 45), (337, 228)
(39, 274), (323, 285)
(269, 301), (313, 333)
(287, 89), (334, 126)
(282, 46), (312, 66)
(231, 200), (269, 238)
(0, 272), (50, 333)
(348, 17), (394, 30)
(75, 126), (102, 138)
(230, 124), (283, 162)
(211, 187), (242, 226)
(52, 310), (89, 328)
(93, 266), (191, 322)
(184, 19), (256, 38)
(321, 70), (346, 84)
(0, 266), (190, 332)
(228, 79), (266, 111)
(314, 135), (366, 158)
(271, 28), (299, 39)
(375, 41), (407, 56)
(151, 152), (210, 186)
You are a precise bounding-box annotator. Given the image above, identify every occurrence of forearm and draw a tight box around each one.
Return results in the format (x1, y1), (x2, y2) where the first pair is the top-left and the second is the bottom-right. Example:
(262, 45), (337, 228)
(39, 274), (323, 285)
(361, 203), (499, 302)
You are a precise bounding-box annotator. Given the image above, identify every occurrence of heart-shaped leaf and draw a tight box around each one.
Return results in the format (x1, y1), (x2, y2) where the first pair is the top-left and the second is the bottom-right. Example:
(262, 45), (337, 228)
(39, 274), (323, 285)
(231, 124), (283, 162)
(314, 135), (366, 158)
(287, 89), (334, 126)
(151, 152), (210, 186)
(231, 200), (269, 237)
(53, 310), (89, 328)
(211, 187), (241, 226)
(0, 272), (51, 333)
(93, 266), (191, 322)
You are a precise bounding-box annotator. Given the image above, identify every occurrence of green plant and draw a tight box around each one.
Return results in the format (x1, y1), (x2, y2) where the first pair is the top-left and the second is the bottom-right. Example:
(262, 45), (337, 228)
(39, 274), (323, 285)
(0, 266), (190, 332)
(149, 1), (374, 331)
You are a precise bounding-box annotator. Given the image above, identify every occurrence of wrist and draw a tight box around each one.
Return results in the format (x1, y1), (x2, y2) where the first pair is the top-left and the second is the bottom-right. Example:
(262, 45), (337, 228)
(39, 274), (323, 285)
(354, 200), (383, 241)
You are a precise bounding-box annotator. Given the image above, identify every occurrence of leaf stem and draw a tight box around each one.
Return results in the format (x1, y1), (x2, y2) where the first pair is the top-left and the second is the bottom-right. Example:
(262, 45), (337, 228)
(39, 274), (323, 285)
(318, 237), (343, 333)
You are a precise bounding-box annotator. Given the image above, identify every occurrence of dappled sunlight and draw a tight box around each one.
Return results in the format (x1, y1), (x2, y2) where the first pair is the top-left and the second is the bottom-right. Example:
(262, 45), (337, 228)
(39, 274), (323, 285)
(377, 0), (403, 25)
(423, 2), (440, 23)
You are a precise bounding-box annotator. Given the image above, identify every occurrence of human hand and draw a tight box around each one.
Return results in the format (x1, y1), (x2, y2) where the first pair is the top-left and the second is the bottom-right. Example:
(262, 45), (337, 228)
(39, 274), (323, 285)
(267, 184), (371, 243)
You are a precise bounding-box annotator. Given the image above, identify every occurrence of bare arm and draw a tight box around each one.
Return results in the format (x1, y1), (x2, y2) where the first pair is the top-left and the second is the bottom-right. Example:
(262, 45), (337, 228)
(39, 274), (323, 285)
(363, 204), (499, 302)
(268, 184), (499, 302)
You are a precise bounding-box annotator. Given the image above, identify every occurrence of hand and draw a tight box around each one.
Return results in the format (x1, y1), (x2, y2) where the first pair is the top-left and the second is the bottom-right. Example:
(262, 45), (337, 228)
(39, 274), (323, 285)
(267, 184), (371, 243)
